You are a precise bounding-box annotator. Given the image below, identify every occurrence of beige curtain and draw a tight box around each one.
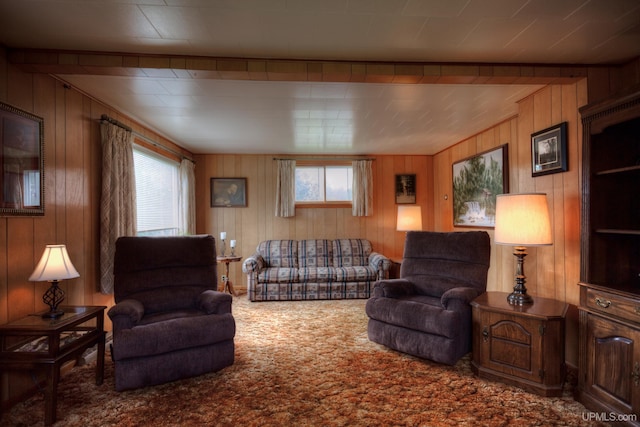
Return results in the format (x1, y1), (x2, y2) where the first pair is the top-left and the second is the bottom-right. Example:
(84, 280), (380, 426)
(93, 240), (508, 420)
(352, 159), (373, 216)
(179, 158), (196, 235)
(275, 159), (296, 217)
(99, 122), (136, 294)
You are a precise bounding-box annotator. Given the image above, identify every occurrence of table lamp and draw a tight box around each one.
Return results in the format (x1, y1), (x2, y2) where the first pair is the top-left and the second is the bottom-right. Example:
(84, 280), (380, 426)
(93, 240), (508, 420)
(495, 193), (552, 305)
(397, 205), (423, 231)
(29, 244), (80, 318)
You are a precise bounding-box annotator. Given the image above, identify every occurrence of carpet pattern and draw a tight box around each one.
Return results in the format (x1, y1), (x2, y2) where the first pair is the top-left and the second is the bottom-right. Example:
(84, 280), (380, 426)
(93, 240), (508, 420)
(2, 297), (605, 426)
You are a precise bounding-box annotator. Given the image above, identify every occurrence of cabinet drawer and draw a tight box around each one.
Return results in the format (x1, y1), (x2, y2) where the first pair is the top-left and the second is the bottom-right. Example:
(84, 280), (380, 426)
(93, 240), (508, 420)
(586, 288), (640, 324)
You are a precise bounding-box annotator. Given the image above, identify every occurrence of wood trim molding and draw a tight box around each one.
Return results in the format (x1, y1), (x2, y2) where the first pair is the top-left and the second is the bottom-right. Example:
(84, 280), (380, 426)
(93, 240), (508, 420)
(8, 48), (591, 85)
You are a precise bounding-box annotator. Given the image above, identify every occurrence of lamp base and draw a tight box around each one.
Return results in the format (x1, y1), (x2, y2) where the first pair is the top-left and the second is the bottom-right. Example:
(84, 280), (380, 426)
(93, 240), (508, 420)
(42, 309), (65, 319)
(507, 291), (533, 306)
(42, 280), (65, 319)
(507, 246), (534, 306)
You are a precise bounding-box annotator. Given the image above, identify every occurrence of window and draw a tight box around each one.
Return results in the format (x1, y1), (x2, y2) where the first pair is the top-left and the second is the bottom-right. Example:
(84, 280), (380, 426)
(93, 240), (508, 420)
(133, 146), (180, 236)
(295, 163), (352, 204)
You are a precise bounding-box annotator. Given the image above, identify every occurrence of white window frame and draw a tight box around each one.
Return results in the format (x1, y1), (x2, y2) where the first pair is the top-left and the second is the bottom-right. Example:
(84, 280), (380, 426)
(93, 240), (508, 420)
(294, 161), (353, 207)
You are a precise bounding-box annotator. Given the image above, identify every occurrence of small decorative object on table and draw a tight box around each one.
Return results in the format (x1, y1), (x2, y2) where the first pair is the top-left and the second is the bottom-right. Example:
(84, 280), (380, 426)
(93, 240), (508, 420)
(220, 231), (226, 256)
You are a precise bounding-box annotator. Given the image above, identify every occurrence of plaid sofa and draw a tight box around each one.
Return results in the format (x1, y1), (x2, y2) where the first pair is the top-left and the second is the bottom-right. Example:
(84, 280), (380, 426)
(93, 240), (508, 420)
(242, 239), (391, 301)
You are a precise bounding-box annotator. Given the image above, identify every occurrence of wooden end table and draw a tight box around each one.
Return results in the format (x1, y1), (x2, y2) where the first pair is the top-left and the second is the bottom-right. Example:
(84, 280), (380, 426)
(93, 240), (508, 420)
(471, 292), (567, 397)
(216, 255), (242, 296)
(0, 305), (106, 426)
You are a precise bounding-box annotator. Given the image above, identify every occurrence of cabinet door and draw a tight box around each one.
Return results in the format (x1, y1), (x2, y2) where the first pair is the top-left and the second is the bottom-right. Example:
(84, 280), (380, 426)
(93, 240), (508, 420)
(586, 314), (640, 414)
(476, 311), (544, 384)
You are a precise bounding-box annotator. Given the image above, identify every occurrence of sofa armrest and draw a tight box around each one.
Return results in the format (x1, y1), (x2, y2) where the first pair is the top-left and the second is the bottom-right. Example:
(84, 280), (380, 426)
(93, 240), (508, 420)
(242, 252), (265, 273)
(369, 252), (391, 280)
(107, 298), (144, 330)
(372, 279), (415, 298)
(198, 290), (232, 314)
(441, 287), (483, 311)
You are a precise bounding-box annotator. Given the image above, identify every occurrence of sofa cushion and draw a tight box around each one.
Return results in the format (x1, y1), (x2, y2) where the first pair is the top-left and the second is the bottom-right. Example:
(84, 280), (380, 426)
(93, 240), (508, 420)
(332, 239), (372, 267)
(335, 266), (378, 282)
(258, 267), (299, 283)
(298, 240), (333, 267)
(298, 267), (337, 282)
(257, 240), (299, 268)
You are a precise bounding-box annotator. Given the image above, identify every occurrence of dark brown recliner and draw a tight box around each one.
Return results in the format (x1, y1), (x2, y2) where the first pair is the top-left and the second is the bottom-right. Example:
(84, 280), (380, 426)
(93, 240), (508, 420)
(366, 231), (490, 365)
(107, 235), (235, 391)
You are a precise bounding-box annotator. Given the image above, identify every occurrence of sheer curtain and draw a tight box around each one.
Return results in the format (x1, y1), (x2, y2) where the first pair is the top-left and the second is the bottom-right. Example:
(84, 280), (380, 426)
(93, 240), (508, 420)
(179, 158), (196, 234)
(100, 122), (136, 294)
(352, 159), (373, 216)
(275, 159), (296, 217)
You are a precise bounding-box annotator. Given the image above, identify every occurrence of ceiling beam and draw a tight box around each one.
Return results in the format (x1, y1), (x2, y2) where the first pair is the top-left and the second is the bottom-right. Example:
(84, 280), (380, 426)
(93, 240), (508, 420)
(8, 49), (591, 85)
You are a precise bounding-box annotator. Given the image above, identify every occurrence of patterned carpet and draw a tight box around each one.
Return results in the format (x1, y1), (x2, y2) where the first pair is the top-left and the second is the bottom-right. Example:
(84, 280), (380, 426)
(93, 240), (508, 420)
(2, 297), (604, 426)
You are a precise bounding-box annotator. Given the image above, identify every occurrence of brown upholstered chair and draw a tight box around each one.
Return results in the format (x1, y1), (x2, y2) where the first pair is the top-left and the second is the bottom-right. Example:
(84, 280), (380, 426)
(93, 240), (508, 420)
(107, 235), (235, 391)
(366, 231), (491, 365)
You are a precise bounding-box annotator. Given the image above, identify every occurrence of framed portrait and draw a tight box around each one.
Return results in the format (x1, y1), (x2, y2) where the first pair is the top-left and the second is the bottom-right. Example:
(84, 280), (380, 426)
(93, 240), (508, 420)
(452, 144), (509, 228)
(531, 122), (568, 177)
(211, 178), (247, 207)
(395, 174), (416, 204)
(0, 102), (44, 216)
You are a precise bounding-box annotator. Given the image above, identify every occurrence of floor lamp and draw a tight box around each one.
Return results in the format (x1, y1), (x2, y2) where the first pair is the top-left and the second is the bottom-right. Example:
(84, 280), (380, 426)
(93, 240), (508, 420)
(495, 193), (552, 305)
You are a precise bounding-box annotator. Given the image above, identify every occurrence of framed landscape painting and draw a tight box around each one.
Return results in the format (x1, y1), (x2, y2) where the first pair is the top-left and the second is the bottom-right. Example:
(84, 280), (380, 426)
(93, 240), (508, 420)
(452, 144), (508, 228)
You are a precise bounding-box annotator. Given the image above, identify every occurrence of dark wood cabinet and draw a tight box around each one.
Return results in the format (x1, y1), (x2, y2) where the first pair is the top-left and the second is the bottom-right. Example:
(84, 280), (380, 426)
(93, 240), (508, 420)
(471, 292), (567, 397)
(577, 87), (640, 424)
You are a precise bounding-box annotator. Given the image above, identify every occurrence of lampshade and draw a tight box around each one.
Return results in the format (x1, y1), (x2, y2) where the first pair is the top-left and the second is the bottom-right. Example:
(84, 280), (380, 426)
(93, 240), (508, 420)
(29, 244), (80, 282)
(396, 205), (423, 231)
(495, 193), (552, 246)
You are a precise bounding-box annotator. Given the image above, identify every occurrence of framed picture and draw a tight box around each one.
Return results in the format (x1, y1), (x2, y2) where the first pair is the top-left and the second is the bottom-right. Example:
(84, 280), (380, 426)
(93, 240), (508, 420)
(531, 122), (568, 177)
(452, 144), (509, 228)
(211, 178), (247, 207)
(395, 174), (416, 204)
(0, 102), (44, 216)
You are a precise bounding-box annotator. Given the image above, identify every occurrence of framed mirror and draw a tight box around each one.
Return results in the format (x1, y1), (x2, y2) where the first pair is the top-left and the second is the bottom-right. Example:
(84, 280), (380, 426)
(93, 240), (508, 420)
(0, 102), (44, 216)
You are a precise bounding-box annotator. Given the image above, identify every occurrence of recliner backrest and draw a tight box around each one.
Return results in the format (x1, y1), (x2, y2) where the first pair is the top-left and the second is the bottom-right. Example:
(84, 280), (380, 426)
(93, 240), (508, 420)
(401, 231), (491, 297)
(113, 235), (217, 313)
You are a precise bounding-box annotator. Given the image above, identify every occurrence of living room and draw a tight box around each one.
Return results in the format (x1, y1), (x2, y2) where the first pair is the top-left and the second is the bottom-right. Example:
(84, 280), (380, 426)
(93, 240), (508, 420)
(1, 1), (639, 425)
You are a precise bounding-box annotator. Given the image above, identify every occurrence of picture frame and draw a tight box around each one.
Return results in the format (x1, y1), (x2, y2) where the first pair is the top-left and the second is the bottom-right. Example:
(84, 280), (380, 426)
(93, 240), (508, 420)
(211, 178), (247, 207)
(0, 101), (44, 216)
(531, 122), (568, 177)
(452, 144), (509, 228)
(395, 174), (416, 204)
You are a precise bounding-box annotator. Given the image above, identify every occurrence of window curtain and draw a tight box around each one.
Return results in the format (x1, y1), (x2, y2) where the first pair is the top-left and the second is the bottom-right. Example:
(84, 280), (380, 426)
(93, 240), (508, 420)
(352, 159), (373, 216)
(275, 159), (296, 217)
(179, 158), (196, 235)
(99, 122), (136, 294)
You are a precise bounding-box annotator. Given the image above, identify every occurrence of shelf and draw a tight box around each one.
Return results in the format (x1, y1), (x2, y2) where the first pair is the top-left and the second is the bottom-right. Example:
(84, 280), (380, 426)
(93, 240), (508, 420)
(595, 164), (640, 176)
(595, 229), (640, 236)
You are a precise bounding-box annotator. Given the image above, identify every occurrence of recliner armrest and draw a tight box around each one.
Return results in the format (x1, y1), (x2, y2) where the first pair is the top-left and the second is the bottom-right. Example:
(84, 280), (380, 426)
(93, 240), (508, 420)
(108, 298), (145, 330)
(441, 287), (483, 311)
(198, 290), (232, 314)
(372, 279), (415, 298)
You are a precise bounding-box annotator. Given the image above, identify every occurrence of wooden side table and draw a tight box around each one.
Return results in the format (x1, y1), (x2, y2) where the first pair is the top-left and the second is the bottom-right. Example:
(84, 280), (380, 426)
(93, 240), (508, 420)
(471, 292), (568, 397)
(0, 305), (106, 426)
(216, 255), (242, 296)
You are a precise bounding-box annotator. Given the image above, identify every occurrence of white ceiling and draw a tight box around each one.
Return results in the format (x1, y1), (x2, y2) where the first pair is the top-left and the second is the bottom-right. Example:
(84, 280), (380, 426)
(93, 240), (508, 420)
(1, 0), (639, 155)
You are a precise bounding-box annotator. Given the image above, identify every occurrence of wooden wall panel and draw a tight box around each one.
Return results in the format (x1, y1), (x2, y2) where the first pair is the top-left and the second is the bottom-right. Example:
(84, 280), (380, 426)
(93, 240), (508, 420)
(194, 154), (435, 284)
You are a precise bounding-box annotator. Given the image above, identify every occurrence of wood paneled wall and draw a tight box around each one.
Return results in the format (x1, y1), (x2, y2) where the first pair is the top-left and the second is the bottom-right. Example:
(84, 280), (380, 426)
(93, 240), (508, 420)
(0, 48), (189, 408)
(434, 80), (588, 366)
(194, 154), (434, 281)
